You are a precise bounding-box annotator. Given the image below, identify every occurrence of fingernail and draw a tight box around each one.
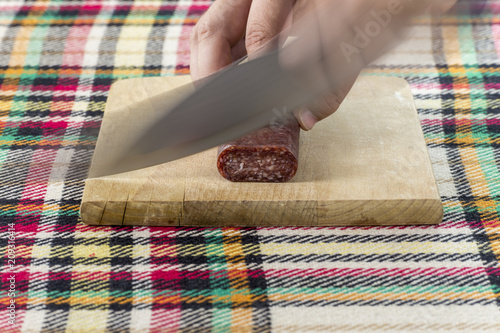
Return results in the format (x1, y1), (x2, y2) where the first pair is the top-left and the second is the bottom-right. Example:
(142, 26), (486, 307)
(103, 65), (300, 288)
(299, 109), (318, 131)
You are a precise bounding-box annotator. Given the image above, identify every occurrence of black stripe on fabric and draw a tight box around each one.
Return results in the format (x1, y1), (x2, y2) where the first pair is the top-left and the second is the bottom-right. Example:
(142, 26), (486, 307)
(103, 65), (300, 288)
(262, 253), (480, 263)
(259, 234), (475, 244)
(266, 272), (492, 290)
(268, 297), (495, 307)
(99, 6), (134, 323)
(109, 230), (134, 310)
(242, 229), (271, 332)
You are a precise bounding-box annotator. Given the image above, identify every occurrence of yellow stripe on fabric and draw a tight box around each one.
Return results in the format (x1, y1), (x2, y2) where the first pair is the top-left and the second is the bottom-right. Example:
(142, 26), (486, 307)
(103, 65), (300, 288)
(131, 244), (151, 258)
(441, 24), (467, 66)
(270, 323), (500, 332)
(7, 26), (35, 67)
(70, 264), (112, 274)
(208, 242), (261, 256)
(424, 137), (500, 146)
(73, 245), (111, 258)
(268, 290), (497, 303)
(221, 228), (253, 333)
(441, 24), (488, 194)
(49, 294), (267, 307)
(442, 26), (472, 119)
(260, 241), (477, 255)
(114, 26), (157, 69)
(113, 2), (161, 73)
(66, 310), (108, 333)
(442, 29), (497, 183)
(0, 26), (36, 119)
(460, 148), (492, 197)
(30, 245), (51, 258)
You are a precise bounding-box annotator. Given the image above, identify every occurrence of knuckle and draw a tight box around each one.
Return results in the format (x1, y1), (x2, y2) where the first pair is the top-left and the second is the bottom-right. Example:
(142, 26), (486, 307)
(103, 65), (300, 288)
(316, 79), (356, 118)
(245, 22), (273, 51)
(315, 92), (344, 119)
(324, 92), (343, 112)
(189, 26), (197, 44)
(191, 19), (216, 44)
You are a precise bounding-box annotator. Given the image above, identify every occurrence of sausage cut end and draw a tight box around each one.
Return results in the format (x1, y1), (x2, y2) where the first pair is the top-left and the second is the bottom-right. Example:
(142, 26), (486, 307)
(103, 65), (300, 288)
(217, 117), (300, 182)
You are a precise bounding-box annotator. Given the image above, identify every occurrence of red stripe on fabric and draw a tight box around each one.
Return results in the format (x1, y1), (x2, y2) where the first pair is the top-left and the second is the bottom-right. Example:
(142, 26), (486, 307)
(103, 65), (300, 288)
(62, 25), (92, 68)
(158, 5), (184, 10)
(42, 121), (68, 129)
(149, 228), (178, 238)
(410, 83), (442, 90)
(490, 3), (500, 14)
(57, 5), (105, 13)
(493, 24), (500, 59)
(75, 224), (115, 233)
(152, 270), (181, 281)
(53, 85), (80, 92)
(79, 4), (102, 12)
(48, 272), (72, 281)
(11, 121), (66, 129)
(181, 270), (210, 279)
(53, 224), (78, 234)
(176, 2), (206, 73)
(92, 85), (110, 92)
(185, 5), (212, 11)
(14, 221), (38, 233)
(484, 83), (500, 89)
(150, 223), (181, 331)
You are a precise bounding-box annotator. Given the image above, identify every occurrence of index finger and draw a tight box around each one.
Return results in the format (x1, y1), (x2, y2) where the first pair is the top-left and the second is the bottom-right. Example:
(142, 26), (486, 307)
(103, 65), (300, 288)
(190, 0), (252, 80)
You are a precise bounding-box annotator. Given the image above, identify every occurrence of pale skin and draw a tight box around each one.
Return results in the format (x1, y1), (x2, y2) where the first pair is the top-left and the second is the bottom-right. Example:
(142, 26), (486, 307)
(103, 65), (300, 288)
(190, 0), (458, 131)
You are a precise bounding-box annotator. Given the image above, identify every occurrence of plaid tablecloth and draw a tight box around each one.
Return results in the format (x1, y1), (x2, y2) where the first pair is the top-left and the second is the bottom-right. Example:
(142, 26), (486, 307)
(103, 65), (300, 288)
(1, 0), (500, 332)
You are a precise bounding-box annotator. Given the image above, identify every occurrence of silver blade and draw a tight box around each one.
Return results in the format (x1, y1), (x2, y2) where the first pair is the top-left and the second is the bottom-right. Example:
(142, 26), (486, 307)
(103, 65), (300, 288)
(91, 51), (318, 177)
(90, 0), (438, 178)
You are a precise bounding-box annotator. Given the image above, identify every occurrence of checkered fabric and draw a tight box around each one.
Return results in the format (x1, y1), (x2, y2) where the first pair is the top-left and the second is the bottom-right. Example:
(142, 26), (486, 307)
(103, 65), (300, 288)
(1, 0), (500, 332)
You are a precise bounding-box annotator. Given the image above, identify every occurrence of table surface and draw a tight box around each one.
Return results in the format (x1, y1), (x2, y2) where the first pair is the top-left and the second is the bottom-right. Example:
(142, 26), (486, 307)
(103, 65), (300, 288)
(1, 1), (500, 332)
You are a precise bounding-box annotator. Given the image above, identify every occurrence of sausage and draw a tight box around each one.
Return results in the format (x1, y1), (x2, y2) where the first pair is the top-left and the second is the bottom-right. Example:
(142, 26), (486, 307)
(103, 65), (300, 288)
(217, 116), (300, 182)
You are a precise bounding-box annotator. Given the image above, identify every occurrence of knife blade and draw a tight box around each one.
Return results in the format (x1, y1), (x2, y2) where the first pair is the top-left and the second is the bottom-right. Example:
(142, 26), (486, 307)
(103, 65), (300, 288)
(91, 48), (334, 178)
(90, 0), (437, 178)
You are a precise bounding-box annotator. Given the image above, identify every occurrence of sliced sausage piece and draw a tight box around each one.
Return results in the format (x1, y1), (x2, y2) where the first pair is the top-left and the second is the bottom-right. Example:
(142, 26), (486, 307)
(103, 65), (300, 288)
(217, 116), (300, 182)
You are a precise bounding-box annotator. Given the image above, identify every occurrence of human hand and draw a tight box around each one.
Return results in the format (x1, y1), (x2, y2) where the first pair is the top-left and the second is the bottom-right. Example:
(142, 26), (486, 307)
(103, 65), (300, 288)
(190, 0), (457, 131)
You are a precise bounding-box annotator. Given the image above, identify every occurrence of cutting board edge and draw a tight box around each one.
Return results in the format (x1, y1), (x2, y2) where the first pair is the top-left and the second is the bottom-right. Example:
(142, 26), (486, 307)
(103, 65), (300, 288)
(80, 197), (443, 227)
(80, 200), (182, 226)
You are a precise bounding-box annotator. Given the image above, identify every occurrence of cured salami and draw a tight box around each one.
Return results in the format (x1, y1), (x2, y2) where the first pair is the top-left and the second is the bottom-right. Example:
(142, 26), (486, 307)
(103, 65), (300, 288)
(217, 116), (300, 182)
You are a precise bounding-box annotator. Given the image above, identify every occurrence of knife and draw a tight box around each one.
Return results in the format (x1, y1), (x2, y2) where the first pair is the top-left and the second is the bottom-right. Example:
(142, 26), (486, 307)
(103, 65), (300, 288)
(91, 48), (331, 177)
(91, 0), (434, 178)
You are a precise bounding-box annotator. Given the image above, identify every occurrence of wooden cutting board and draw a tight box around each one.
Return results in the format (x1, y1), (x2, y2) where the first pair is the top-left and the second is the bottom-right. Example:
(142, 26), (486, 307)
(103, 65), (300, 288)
(80, 75), (442, 227)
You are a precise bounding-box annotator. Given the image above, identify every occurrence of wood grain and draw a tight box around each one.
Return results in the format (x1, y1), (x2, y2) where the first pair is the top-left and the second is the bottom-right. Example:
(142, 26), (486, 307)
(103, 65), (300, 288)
(80, 75), (443, 226)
